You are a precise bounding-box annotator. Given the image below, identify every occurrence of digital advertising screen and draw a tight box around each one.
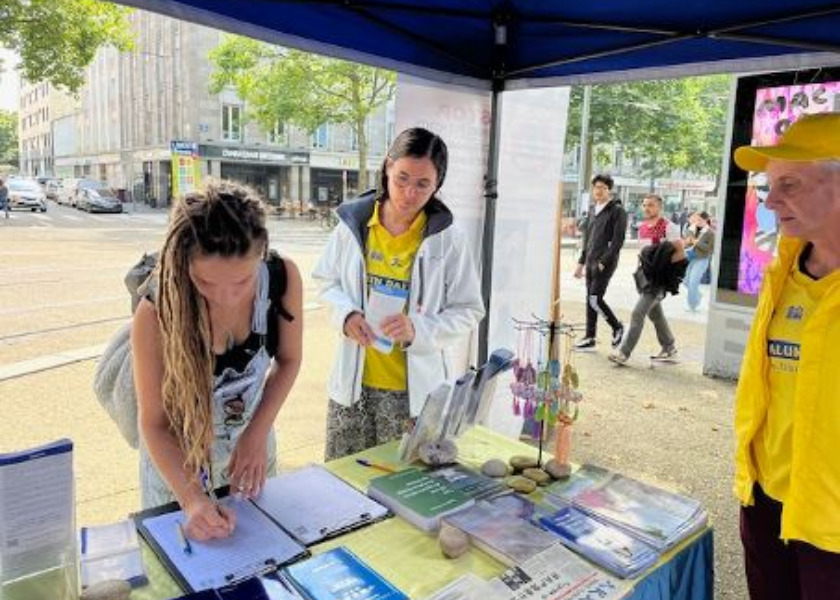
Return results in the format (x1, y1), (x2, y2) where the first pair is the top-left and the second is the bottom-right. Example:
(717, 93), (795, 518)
(717, 67), (840, 306)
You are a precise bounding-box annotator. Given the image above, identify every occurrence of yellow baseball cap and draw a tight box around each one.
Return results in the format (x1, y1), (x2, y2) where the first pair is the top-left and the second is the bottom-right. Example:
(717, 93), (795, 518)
(734, 112), (840, 173)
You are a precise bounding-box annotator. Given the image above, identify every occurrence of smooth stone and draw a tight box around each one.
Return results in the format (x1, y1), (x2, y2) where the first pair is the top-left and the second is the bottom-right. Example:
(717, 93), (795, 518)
(509, 455), (539, 473)
(481, 458), (509, 478)
(439, 523), (470, 558)
(544, 459), (572, 480)
(81, 580), (132, 600)
(522, 467), (552, 486)
(418, 439), (458, 466)
(507, 476), (537, 494)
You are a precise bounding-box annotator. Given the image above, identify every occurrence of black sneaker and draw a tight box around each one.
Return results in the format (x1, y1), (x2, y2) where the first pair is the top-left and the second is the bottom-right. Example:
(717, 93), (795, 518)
(611, 324), (624, 349)
(574, 337), (596, 351)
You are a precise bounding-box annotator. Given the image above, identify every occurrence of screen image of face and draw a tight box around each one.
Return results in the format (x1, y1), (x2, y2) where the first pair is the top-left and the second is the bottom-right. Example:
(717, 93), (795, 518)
(737, 81), (840, 295)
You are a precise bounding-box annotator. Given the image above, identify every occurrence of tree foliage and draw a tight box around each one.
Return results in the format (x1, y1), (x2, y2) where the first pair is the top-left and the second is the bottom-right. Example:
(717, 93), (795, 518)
(209, 36), (396, 185)
(0, 0), (133, 92)
(566, 75), (732, 181)
(0, 110), (18, 167)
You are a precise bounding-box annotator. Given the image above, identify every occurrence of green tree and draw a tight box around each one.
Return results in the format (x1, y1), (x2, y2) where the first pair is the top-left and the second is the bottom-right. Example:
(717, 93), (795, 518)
(209, 36), (396, 188)
(0, 110), (18, 168)
(566, 75), (731, 185)
(0, 0), (133, 92)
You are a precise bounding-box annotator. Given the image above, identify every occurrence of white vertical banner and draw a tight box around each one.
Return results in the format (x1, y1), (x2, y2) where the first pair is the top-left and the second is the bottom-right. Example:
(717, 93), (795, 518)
(395, 74), (492, 377)
(395, 74), (491, 255)
(484, 87), (571, 437)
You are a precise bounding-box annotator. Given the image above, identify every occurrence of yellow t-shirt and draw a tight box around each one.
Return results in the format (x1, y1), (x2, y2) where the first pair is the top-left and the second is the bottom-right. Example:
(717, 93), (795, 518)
(362, 202), (427, 390)
(753, 250), (840, 502)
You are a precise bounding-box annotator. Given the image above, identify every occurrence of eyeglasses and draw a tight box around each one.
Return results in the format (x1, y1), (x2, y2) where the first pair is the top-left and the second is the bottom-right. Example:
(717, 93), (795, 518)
(392, 173), (434, 194)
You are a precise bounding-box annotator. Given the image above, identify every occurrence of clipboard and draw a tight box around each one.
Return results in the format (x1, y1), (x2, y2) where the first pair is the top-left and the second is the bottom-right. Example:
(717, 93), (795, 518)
(133, 494), (309, 593)
(253, 465), (391, 546)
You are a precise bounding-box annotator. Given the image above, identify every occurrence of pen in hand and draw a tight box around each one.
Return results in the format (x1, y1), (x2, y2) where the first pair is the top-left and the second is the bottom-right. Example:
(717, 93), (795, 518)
(201, 467), (235, 534)
(176, 520), (192, 555)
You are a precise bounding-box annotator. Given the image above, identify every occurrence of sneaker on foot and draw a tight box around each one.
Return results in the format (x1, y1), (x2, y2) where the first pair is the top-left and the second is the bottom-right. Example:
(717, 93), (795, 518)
(611, 324), (624, 348)
(608, 351), (629, 365)
(650, 347), (678, 361)
(574, 337), (596, 351)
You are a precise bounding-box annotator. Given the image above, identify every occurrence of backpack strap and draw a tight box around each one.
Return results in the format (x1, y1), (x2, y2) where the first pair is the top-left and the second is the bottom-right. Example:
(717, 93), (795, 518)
(266, 251), (293, 322)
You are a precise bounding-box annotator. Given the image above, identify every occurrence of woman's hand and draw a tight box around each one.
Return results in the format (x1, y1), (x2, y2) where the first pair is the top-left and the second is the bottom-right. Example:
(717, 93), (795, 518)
(343, 312), (376, 347)
(227, 425), (269, 499)
(183, 494), (237, 541)
(381, 314), (415, 344)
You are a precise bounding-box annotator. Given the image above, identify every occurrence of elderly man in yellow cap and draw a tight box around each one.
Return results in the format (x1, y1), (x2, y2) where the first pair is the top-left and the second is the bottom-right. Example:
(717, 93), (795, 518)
(733, 111), (840, 600)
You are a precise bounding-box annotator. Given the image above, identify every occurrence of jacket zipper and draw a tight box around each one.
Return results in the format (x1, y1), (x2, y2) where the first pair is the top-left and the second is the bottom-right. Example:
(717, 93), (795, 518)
(416, 255), (425, 312)
(352, 251), (365, 398)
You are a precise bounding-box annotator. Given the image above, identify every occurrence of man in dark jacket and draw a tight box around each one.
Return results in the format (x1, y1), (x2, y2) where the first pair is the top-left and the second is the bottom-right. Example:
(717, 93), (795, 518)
(574, 174), (627, 350)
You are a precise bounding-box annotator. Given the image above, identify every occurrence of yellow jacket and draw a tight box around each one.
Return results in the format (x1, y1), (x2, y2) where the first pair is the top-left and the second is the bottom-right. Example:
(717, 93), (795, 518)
(734, 236), (840, 552)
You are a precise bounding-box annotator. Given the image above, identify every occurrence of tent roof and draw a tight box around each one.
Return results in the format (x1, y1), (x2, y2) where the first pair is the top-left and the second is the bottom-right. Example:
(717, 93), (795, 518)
(118, 0), (840, 89)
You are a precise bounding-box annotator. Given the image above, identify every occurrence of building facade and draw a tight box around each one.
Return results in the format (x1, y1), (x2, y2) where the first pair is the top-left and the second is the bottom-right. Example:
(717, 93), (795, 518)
(36, 10), (393, 209)
(17, 82), (77, 177)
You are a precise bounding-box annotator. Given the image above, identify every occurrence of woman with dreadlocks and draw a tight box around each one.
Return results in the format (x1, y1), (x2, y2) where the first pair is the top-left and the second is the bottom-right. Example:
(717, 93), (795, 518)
(132, 179), (302, 540)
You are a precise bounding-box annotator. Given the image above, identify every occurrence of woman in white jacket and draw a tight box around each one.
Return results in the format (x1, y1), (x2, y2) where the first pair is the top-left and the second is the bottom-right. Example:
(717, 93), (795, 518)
(313, 128), (485, 460)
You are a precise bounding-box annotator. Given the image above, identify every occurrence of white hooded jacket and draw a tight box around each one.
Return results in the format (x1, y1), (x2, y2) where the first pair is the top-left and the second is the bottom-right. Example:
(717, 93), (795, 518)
(312, 192), (485, 416)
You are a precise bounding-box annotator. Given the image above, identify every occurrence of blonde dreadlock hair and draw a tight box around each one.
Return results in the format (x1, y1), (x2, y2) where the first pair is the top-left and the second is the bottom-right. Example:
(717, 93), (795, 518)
(156, 179), (268, 480)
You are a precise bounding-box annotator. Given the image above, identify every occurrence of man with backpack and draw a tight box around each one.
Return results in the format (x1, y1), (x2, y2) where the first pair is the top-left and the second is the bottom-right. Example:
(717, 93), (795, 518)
(608, 194), (686, 365)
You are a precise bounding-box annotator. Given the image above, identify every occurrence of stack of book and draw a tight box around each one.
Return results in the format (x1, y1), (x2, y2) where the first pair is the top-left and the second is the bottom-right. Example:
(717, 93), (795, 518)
(443, 501), (558, 566)
(545, 464), (707, 552)
(538, 506), (659, 579)
(367, 468), (475, 532)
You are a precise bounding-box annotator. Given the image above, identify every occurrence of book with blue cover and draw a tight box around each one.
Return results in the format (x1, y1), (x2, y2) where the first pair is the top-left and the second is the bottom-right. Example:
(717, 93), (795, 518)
(284, 547), (408, 600)
(539, 506), (659, 579)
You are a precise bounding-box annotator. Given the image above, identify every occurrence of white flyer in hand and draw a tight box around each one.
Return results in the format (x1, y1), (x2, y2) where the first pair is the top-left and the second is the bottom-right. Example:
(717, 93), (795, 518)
(367, 283), (409, 354)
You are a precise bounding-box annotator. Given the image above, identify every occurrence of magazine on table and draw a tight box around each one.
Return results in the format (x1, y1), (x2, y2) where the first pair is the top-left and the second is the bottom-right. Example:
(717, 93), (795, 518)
(443, 501), (558, 566)
(544, 464), (707, 552)
(539, 506), (659, 579)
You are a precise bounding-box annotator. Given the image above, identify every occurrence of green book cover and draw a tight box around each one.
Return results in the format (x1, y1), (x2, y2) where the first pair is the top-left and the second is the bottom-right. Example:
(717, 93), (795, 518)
(367, 469), (474, 530)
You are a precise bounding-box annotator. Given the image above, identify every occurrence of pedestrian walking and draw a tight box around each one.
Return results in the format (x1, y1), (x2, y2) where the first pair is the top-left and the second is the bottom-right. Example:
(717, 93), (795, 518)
(0, 178), (9, 219)
(573, 174), (627, 351)
(683, 211), (715, 311)
(608, 194), (686, 365)
(732, 113), (840, 600)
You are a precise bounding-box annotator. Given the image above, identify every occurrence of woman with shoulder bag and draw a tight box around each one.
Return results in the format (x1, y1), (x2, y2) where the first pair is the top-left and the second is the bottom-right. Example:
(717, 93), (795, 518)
(132, 179), (303, 541)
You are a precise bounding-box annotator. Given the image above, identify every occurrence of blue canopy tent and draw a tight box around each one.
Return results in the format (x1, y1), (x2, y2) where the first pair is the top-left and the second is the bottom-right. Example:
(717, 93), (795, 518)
(114, 0), (840, 359)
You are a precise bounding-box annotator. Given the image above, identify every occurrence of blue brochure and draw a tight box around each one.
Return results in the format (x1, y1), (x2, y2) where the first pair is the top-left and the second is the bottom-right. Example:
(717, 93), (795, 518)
(285, 547), (407, 600)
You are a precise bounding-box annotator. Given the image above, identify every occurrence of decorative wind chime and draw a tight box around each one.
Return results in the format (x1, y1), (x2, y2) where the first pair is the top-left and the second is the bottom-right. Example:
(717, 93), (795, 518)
(511, 316), (583, 467)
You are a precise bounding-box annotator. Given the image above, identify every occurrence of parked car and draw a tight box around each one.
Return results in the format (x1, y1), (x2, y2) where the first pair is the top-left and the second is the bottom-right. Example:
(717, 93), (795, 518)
(58, 178), (114, 208)
(45, 179), (62, 200)
(7, 179), (48, 212)
(77, 185), (123, 213)
(57, 178), (81, 206)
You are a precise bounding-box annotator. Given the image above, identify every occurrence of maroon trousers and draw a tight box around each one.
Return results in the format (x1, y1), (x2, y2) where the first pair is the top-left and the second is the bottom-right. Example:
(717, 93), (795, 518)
(740, 484), (840, 600)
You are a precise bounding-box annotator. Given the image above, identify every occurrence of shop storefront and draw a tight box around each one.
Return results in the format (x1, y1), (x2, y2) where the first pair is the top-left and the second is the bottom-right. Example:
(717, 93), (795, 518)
(200, 145), (309, 207)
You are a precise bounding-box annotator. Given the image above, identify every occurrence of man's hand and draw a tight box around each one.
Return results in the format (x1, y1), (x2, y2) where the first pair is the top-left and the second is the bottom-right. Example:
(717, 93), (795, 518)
(597, 262), (605, 272)
(574, 264), (584, 279)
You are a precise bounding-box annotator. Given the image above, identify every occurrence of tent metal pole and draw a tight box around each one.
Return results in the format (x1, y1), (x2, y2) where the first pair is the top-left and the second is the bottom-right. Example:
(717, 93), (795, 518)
(478, 82), (503, 364)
